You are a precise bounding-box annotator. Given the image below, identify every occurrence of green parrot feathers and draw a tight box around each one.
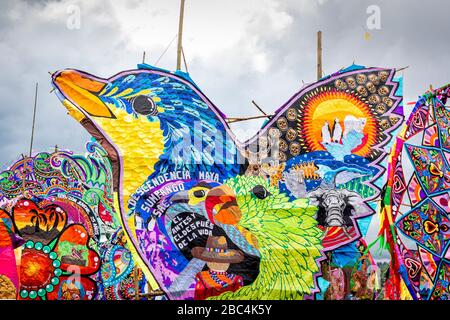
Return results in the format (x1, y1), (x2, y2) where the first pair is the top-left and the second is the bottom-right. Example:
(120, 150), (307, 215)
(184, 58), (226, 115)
(209, 175), (324, 300)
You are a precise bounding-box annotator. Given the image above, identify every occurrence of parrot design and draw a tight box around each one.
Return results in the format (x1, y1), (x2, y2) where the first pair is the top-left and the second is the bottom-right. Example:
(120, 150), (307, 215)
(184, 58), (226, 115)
(133, 179), (261, 300)
(51, 65), (243, 288)
(51, 65), (241, 208)
(50, 63), (401, 299)
(134, 176), (322, 300)
(209, 175), (324, 300)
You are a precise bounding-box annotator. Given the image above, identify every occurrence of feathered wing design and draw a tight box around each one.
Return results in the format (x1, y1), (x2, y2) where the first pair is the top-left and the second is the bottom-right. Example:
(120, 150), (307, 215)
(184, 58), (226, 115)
(52, 65), (243, 294)
(52, 66), (240, 208)
(210, 176), (323, 300)
(50, 63), (403, 300)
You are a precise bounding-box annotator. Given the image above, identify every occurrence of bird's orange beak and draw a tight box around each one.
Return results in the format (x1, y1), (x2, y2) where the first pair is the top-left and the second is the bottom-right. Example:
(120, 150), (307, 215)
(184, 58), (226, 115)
(52, 69), (115, 119)
(205, 185), (242, 225)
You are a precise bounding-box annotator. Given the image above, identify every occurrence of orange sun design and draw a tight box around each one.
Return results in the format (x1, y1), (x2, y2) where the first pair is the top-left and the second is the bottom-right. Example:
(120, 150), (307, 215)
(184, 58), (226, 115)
(302, 90), (377, 157)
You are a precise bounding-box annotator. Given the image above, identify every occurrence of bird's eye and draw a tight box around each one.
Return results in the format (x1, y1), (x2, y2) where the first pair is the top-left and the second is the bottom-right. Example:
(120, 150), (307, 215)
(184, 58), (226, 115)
(252, 185), (270, 200)
(193, 189), (206, 198)
(132, 95), (158, 116)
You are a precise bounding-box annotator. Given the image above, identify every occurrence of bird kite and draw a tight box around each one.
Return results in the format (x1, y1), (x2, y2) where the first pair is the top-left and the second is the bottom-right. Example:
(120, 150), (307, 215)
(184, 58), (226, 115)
(51, 63), (403, 299)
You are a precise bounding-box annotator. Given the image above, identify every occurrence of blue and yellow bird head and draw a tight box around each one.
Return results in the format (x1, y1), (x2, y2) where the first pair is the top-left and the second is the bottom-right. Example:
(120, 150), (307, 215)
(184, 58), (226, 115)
(51, 64), (241, 212)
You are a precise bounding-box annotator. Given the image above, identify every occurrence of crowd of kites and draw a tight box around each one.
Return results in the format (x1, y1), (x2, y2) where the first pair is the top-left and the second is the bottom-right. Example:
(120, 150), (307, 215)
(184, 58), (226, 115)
(0, 61), (449, 300)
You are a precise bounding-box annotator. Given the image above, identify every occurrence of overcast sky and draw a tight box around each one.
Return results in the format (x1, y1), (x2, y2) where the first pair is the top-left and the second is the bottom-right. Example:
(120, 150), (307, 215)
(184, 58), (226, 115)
(1, 0), (449, 259)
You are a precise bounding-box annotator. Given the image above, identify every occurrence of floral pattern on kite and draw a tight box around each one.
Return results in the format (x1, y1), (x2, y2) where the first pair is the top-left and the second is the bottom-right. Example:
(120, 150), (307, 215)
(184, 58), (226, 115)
(0, 142), (143, 300)
(380, 85), (450, 300)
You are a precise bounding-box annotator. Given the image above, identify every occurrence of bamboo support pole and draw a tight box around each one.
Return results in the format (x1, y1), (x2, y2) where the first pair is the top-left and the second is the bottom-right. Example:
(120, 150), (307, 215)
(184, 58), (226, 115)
(176, 0), (186, 71)
(181, 46), (189, 73)
(29, 83), (38, 157)
(133, 267), (165, 300)
(251, 100), (267, 116)
(317, 31), (323, 80)
(226, 114), (273, 124)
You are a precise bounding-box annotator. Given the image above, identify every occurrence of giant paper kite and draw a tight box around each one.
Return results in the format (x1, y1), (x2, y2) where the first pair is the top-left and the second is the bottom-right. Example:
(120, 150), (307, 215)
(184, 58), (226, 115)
(48, 63), (404, 300)
(379, 84), (450, 300)
(0, 143), (144, 300)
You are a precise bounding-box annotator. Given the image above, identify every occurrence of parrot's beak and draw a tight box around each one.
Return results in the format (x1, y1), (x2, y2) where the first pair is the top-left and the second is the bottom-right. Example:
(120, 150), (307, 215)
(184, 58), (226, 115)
(205, 185), (242, 225)
(52, 69), (115, 119)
